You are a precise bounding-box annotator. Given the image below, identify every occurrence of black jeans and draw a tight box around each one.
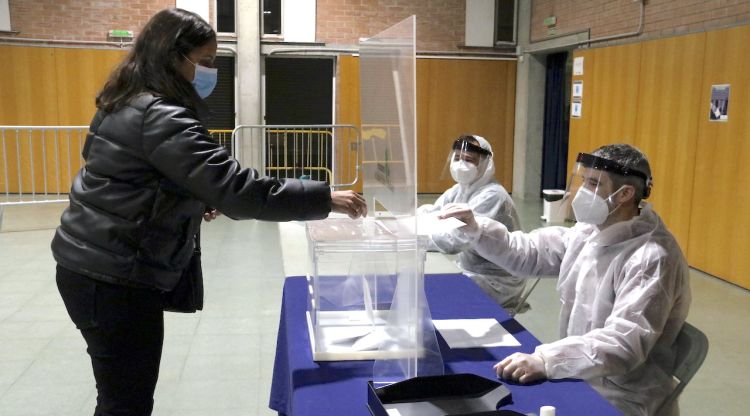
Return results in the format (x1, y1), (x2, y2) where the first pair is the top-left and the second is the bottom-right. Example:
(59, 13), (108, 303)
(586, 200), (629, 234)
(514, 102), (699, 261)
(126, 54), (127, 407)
(56, 265), (165, 416)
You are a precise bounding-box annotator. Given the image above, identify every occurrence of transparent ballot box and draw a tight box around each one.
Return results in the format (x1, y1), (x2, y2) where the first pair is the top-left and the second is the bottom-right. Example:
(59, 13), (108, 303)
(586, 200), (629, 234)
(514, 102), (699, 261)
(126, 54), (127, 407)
(305, 216), (429, 362)
(302, 15), (443, 384)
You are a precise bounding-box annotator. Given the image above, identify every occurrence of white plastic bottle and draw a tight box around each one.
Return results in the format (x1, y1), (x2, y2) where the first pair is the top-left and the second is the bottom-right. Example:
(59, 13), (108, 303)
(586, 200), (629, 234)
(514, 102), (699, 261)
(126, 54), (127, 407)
(539, 405), (556, 416)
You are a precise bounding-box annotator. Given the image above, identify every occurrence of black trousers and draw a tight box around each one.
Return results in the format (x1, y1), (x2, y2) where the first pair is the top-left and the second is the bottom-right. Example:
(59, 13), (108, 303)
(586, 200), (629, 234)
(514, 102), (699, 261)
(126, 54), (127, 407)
(56, 265), (165, 416)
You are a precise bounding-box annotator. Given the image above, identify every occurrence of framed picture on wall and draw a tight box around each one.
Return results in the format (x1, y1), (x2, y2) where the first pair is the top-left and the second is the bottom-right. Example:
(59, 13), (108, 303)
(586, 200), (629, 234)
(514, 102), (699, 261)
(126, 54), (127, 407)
(709, 84), (730, 122)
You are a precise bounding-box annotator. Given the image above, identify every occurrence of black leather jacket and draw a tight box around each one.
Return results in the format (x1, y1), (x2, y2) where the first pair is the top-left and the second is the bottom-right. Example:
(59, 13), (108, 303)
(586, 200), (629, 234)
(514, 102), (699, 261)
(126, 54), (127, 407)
(52, 94), (331, 291)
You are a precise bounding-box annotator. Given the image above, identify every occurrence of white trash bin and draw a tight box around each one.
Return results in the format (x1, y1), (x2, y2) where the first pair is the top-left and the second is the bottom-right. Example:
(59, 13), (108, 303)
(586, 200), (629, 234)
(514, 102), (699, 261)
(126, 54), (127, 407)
(541, 189), (568, 223)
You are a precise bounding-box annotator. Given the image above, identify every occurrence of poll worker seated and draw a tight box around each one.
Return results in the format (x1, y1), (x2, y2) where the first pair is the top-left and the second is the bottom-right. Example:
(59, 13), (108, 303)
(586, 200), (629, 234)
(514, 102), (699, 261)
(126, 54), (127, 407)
(439, 144), (691, 416)
(418, 134), (527, 312)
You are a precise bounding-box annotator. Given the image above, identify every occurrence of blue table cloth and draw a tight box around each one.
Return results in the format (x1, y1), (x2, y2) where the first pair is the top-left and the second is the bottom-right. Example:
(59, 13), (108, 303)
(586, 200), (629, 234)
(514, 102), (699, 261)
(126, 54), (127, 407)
(270, 274), (622, 416)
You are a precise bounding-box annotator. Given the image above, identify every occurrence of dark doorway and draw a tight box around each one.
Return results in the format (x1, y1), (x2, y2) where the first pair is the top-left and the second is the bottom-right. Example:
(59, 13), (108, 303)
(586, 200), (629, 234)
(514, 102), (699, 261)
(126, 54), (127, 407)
(541, 51), (571, 193)
(264, 57), (334, 181)
(265, 57), (333, 124)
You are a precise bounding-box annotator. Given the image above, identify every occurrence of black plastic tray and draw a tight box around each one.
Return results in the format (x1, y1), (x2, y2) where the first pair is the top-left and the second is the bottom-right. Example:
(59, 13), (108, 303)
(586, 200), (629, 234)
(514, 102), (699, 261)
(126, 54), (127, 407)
(367, 373), (521, 416)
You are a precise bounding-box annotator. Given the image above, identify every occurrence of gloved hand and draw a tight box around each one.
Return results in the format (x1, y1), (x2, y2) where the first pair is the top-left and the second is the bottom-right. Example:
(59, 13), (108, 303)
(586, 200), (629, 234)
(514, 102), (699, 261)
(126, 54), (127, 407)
(493, 352), (547, 384)
(438, 203), (478, 234)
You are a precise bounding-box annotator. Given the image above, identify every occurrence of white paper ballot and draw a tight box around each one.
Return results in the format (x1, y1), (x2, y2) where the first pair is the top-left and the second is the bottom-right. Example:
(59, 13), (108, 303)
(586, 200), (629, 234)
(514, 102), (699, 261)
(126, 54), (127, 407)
(405, 213), (465, 236)
(433, 318), (521, 349)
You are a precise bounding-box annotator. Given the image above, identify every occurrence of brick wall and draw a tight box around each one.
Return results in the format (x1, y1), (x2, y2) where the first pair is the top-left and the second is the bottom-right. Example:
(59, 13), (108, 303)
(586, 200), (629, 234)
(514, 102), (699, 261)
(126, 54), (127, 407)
(316, 0), (466, 52)
(8, 1), (750, 47)
(7, 0), (176, 41)
(531, 0), (750, 44)
(8, 0), (467, 51)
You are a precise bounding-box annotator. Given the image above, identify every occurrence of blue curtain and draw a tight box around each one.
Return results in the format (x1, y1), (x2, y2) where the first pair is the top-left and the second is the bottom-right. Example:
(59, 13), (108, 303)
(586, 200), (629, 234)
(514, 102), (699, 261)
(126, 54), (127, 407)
(541, 52), (570, 194)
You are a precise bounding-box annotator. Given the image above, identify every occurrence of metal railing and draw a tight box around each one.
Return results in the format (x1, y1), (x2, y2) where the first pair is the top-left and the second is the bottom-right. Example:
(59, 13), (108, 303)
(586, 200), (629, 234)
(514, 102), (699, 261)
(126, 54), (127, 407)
(208, 129), (234, 151)
(231, 124), (361, 188)
(0, 124), (362, 209)
(0, 126), (89, 206)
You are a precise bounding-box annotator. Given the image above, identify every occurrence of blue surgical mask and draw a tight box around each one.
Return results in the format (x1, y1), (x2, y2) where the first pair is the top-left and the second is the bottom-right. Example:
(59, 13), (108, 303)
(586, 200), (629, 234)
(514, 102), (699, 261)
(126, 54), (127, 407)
(183, 55), (217, 99)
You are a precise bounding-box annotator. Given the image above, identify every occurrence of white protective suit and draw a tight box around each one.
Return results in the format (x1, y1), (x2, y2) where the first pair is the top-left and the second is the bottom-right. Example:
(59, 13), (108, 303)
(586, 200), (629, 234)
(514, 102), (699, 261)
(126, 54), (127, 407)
(463, 203), (691, 415)
(418, 136), (525, 310)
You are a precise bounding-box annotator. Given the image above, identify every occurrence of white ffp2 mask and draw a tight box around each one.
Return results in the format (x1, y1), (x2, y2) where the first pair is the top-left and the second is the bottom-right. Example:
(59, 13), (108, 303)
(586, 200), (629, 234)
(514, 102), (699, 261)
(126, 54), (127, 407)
(572, 187), (610, 225)
(450, 160), (478, 184)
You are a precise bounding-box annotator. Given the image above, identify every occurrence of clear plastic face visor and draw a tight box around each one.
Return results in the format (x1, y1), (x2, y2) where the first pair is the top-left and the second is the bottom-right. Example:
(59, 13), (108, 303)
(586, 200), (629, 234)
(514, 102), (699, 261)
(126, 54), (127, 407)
(561, 153), (651, 223)
(440, 137), (492, 183)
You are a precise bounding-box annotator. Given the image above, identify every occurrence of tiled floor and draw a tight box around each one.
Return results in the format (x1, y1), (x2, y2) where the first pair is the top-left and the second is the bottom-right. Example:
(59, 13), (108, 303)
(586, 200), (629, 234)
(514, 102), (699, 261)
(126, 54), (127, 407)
(0, 197), (748, 415)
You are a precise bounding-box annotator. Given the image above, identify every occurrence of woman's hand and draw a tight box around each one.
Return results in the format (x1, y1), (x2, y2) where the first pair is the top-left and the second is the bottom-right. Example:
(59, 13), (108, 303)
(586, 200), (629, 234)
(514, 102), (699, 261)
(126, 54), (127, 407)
(438, 203), (478, 234)
(331, 190), (367, 219)
(203, 209), (221, 222)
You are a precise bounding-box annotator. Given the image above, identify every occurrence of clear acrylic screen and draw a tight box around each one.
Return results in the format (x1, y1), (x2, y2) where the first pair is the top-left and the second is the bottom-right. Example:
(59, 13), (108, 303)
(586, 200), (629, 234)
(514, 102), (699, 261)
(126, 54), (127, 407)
(360, 15), (417, 224)
(360, 16), (444, 385)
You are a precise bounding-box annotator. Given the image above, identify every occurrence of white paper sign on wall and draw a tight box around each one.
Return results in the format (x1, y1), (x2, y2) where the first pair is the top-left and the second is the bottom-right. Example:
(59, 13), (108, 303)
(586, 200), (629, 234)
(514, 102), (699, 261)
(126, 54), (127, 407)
(573, 56), (584, 76)
(572, 81), (583, 98)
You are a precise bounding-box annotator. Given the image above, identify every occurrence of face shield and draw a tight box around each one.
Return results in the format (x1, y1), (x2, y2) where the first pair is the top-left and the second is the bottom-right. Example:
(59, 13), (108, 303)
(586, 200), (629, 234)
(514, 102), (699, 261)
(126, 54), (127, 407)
(441, 137), (492, 185)
(564, 153), (651, 225)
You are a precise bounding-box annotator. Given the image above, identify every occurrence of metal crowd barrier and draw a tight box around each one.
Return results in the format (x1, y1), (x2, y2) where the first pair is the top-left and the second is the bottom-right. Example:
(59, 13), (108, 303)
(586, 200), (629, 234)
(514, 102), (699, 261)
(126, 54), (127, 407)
(0, 126), (89, 207)
(231, 124), (361, 188)
(208, 129), (234, 151)
(0, 124), (361, 208)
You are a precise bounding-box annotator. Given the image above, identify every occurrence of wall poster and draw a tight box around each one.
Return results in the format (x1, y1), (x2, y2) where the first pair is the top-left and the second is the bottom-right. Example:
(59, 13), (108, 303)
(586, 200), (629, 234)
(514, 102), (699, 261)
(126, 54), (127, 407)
(709, 84), (730, 122)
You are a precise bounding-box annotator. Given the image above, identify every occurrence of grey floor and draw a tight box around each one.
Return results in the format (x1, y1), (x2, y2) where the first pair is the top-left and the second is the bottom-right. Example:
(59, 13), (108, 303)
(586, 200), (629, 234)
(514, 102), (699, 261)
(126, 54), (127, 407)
(0, 197), (747, 415)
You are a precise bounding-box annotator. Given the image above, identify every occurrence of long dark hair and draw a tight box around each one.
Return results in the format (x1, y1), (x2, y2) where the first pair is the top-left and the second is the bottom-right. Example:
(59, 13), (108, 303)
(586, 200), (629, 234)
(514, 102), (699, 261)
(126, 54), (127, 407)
(96, 8), (216, 112)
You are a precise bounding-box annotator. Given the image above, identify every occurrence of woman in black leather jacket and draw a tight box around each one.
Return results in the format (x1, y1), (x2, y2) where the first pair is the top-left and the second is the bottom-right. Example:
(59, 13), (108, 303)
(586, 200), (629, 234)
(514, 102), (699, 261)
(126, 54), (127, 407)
(51, 8), (366, 416)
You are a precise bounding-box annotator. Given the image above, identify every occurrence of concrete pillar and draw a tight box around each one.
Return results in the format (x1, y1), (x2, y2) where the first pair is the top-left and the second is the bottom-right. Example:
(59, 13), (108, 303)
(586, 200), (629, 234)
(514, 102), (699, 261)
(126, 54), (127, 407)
(512, 0), (544, 200)
(512, 2), (588, 200)
(236, 0), (263, 169)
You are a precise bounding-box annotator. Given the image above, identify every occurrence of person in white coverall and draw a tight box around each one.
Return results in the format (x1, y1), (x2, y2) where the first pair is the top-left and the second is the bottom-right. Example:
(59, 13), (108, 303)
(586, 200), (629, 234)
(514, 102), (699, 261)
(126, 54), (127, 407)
(417, 135), (526, 311)
(440, 144), (691, 416)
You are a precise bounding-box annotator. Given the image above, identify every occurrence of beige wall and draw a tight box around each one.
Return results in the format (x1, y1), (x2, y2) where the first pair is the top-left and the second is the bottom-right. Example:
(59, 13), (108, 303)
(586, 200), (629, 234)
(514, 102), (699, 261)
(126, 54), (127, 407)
(688, 25), (750, 290)
(568, 25), (750, 289)
(0, 45), (126, 194)
(0, 45), (125, 125)
(337, 55), (516, 194)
